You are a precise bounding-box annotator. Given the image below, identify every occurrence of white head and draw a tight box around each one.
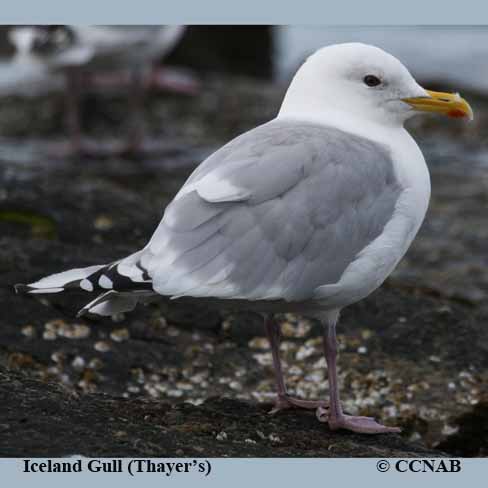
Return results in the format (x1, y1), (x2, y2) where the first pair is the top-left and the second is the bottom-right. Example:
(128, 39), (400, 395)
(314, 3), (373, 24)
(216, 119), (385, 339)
(279, 43), (472, 129)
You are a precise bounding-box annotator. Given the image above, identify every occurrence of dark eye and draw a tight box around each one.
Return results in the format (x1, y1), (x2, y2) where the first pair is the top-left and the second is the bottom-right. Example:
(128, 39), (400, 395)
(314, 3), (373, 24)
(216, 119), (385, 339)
(363, 75), (382, 87)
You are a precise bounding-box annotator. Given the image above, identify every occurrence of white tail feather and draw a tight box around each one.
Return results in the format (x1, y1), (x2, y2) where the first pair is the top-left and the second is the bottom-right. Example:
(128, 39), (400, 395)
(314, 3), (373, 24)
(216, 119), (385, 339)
(78, 290), (153, 317)
(27, 265), (106, 290)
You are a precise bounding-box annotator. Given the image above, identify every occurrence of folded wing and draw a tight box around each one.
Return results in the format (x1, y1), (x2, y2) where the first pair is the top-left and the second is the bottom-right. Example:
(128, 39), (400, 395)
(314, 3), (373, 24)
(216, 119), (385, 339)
(143, 120), (402, 302)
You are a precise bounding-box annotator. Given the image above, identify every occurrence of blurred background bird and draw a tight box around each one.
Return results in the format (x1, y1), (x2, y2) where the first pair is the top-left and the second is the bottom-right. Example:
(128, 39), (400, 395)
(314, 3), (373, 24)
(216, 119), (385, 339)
(1, 25), (195, 156)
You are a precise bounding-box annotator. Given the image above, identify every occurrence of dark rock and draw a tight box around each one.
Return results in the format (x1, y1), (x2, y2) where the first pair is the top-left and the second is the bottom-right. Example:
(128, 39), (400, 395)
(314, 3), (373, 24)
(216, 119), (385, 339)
(437, 400), (488, 457)
(0, 368), (443, 457)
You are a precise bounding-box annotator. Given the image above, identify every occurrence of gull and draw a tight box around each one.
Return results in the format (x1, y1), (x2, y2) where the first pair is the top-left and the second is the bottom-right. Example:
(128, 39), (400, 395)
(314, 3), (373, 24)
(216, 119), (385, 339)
(16, 43), (473, 434)
(5, 25), (186, 155)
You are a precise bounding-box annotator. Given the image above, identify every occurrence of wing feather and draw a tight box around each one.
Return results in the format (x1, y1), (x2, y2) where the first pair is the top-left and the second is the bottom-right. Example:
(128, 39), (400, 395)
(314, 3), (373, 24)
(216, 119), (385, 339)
(145, 120), (402, 302)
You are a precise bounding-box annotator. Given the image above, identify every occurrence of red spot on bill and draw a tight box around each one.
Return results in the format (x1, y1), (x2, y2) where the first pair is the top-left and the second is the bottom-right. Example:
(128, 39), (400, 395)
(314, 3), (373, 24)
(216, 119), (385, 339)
(448, 109), (468, 118)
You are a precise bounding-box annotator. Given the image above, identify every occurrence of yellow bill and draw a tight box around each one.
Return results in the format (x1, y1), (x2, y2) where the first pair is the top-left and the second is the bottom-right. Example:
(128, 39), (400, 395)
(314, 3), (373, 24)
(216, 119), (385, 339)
(402, 90), (473, 121)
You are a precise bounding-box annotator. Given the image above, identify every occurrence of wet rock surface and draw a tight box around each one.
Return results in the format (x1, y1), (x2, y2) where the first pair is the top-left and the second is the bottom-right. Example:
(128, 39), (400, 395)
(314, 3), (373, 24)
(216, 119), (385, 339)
(0, 76), (487, 457)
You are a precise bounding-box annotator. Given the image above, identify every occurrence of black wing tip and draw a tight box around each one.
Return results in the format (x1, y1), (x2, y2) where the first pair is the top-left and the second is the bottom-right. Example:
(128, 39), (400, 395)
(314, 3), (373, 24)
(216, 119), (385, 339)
(14, 283), (32, 294)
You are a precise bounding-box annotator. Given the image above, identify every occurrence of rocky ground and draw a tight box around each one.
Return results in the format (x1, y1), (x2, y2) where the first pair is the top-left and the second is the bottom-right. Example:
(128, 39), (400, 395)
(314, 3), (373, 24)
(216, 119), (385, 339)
(0, 75), (487, 457)
(0, 368), (444, 457)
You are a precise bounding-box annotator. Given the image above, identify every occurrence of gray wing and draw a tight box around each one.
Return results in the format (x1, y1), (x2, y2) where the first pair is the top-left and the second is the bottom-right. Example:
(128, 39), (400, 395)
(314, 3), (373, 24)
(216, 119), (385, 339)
(142, 120), (402, 302)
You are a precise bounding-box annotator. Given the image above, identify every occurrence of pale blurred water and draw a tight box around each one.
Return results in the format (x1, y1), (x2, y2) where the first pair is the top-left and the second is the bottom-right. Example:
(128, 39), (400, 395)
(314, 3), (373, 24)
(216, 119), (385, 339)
(276, 26), (488, 94)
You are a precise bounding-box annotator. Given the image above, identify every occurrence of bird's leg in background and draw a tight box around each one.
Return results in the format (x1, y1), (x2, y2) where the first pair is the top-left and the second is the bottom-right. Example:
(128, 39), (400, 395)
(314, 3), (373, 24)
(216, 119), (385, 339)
(264, 314), (327, 414)
(320, 312), (401, 434)
(264, 314), (288, 411)
(46, 67), (102, 159)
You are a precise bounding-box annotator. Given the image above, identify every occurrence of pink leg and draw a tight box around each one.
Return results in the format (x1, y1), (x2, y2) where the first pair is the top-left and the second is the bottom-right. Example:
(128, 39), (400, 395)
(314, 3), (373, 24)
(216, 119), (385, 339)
(264, 315), (327, 414)
(321, 317), (401, 434)
(54, 68), (114, 159)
